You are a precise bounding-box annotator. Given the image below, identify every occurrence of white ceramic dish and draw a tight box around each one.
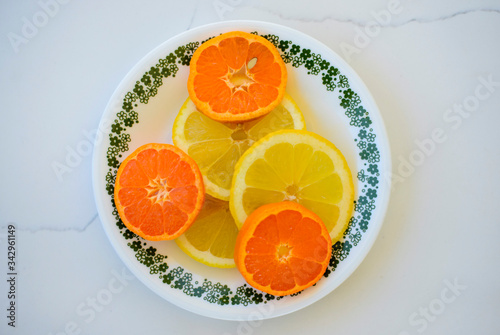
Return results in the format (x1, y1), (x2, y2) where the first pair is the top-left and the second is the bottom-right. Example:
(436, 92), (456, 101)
(92, 20), (391, 321)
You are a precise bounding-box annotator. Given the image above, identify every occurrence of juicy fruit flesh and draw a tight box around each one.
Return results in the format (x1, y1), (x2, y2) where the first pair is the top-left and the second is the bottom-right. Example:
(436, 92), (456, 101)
(115, 145), (203, 240)
(195, 40), (282, 114)
(242, 143), (343, 233)
(184, 101), (297, 194)
(182, 196), (238, 260)
(190, 33), (285, 119)
(237, 203), (332, 295)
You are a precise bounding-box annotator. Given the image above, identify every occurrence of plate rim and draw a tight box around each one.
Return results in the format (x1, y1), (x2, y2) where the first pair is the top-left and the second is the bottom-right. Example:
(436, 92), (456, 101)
(92, 19), (392, 320)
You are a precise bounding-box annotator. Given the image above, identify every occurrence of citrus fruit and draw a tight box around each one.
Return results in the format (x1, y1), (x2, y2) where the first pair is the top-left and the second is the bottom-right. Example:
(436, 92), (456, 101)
(114, 143), (205, 241)
(187, 31), (287, 122)
(175, 195), (238, 268)
(234, 201), (332, 296)
(172, 93), (306, 201)
(230, 130), (354, 243)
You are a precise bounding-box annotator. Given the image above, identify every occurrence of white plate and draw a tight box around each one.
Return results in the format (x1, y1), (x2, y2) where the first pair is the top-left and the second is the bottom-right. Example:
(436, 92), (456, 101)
(92, 20), (391, 321)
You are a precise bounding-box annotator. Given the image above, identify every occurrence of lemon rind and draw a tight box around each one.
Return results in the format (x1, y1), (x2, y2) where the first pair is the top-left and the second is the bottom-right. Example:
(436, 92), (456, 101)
(175, 235), (236, 269)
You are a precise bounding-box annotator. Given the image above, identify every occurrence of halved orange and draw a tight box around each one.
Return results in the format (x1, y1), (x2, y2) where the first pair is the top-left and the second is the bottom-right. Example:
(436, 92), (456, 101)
(114, 143), (205, 241)
(234, 201), (332, 296)
(187, 31), (287, 122)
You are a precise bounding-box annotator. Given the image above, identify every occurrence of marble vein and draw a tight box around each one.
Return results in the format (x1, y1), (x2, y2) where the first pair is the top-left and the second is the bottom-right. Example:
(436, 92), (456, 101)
(251, 6), (500, 27)
(185, 0), (200, 31)
(0, 213), (98, 233)
(397, 8), (500, 26)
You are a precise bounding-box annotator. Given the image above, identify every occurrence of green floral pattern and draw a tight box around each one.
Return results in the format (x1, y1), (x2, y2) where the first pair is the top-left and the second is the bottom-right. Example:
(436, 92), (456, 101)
(104, 31), (381, 306)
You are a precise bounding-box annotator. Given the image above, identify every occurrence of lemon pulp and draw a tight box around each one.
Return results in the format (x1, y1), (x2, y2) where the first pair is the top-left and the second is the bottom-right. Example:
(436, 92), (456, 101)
(230, 130), (355, 243)
(173, 93), (306, 200)
(175, 195), (238, 268)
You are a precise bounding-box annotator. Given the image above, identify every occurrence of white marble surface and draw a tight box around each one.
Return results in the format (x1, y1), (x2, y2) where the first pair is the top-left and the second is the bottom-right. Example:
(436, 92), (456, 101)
(1, 0), (499, 334)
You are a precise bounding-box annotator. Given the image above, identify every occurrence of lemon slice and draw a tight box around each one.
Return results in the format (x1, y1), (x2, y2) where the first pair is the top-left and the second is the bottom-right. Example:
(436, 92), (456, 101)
(172, 93), (306, 201)
(230, 129), (355, 243)
(175, 195), (238, 268)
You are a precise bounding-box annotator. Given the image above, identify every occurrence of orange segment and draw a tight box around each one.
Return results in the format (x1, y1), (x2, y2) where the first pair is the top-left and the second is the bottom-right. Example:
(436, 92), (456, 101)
(114, 143), (204, 241)
(188, 31), (287, 122)
(196, 46), (228, 77)
(248, 83), (277, 107)
(219, 37), (249, 69)
(119, 160), (149, 187)
(234, 201), (332, 296)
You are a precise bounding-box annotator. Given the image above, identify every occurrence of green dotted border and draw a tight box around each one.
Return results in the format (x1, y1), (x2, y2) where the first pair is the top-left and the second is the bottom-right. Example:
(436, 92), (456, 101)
(104, 32), (381, 306)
